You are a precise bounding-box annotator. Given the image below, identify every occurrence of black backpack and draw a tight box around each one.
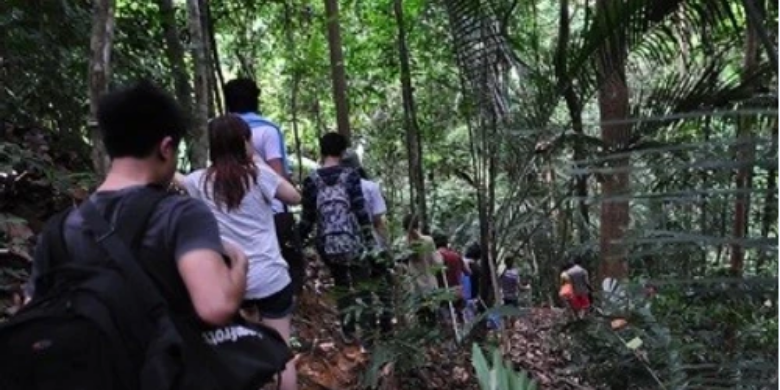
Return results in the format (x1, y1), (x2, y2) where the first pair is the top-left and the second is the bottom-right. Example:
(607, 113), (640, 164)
(0, 189), (185, 390)
(0, 188), (292, 390)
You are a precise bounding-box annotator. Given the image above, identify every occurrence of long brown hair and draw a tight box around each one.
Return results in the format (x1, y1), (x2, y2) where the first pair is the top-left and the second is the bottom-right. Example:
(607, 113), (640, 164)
(204, 115), (257, 211)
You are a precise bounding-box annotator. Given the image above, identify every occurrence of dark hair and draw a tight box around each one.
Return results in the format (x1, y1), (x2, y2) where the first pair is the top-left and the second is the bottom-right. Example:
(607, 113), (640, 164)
(97, 80), (186, 159)
(204, 115), (257, 211)
(319, 132), (348, 158)
(224, 78), (260, 113)
(403, 213), (419, 231)
(465, 243), (482, 259)
(433, 232), (449, 248)
(357, 167), (369, 180)
(505, 256), (516, 269)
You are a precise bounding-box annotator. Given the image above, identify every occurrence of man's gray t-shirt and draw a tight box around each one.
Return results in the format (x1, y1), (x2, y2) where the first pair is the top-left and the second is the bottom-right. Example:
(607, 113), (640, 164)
(27, 186), (224, 313)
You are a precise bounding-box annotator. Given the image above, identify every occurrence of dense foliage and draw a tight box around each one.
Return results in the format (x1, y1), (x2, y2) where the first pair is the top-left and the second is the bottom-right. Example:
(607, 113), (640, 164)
(1, 0), (777, 388)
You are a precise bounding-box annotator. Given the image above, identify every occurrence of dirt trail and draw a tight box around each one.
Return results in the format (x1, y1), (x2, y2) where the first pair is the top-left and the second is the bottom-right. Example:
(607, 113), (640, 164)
(292, 275), (590, 390)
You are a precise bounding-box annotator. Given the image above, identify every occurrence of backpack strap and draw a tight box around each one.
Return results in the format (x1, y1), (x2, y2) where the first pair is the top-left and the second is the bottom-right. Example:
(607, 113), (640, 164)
(32, 210), (72, 294)
(78, 188), (170, 313)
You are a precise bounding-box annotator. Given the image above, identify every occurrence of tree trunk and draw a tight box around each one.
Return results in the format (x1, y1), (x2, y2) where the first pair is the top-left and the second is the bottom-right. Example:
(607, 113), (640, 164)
(205, 0), (225, 114)
(186, 0), (209, 169)
(323, 0), (351, 140)
(555, 0), (589, 244)
(729, 5), (760, 278)
(157, 0), (192, 122)
(199, 0), (220, 116)
(393, 0), (427, 230)
(756, 119), (777, 272)
(596, 0), (630, 285)
(0, 2), (7, 129)
(88, 0), (116, 178)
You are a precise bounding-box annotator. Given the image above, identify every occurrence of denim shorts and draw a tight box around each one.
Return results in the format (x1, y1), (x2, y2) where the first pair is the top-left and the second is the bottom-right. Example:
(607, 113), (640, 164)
(242, 283), (295, 319)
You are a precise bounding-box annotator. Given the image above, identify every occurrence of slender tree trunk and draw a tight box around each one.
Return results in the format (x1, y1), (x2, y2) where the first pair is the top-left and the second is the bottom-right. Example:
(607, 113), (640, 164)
(88, 0), (116, 178)
(284, 0), (304, 184)
(555, 0), (589, 244)
(187, 0), (209, 169)
(730, 6), (760, 277)
(756, 119), (777, 272)
(755, 119), (777, 271)
(197, 0), (216, 119)
(0, 2), (7, 129)
(205, 0), (225, 114)
(201, 0), (222, 115)
(596, 0), (630, 285)
(700, 117), (711, 275)
(393, 0), (427, 230)
(157, 0), (192, 121)
(323, 0), (351, 140)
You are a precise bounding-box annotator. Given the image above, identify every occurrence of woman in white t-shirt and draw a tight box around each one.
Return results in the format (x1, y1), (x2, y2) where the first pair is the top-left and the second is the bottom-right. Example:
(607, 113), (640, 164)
(179, 115), (301, 390)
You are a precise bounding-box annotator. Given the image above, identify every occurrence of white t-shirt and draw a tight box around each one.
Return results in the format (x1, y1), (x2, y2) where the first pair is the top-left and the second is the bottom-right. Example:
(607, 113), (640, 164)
(251, 123), (286, 214)
(183, 163), (290, 299)
(360, 179), (387, 248)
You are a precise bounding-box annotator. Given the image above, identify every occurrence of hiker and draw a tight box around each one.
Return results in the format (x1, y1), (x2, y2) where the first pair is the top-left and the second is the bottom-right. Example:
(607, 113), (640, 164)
(463, 242), (482, 301)
(8, 81), (250, 389)
(342, 150), (393, 335)
(560, 257), (591, 319)
(434, 232), (469, 324)
(224, 78), (305, 296)
(461, 243), (483, 322)
(402, 214), (442, 327)
(178, 115), (301, 390)
(298, 132), (376, 345)
(500, 256), (523, 307)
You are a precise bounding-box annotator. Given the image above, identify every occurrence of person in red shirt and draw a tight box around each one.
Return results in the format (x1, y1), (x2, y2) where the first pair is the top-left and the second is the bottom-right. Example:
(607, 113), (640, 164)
(434, 233), (470, 323)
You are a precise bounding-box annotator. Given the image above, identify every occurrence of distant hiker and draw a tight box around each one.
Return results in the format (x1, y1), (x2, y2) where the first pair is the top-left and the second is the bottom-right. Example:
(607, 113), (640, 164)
(434, 233), (469, 323)
(342, 150), (393, 335)
(560, 257), (591, 319)
(5, 81), (250, 389)
(403, 214), (442, 326)
(225, 78), (305, 296)
(464, 242), (483, 301)
(298, 132), (376, 344)
(462, 242), (482, 324)
(179, 115), (301, 390)
(500, 256), (523, 307)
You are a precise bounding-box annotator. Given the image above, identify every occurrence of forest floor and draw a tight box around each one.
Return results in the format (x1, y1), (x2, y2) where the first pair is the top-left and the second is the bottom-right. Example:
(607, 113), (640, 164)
(0, 228), (591, 390)
(292, 261), (592, 390)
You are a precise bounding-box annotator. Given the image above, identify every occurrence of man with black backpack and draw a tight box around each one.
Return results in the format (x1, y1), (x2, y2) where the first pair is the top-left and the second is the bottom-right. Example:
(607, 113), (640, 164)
(299, 132), (376, 345)
(0, 81), (266, 390)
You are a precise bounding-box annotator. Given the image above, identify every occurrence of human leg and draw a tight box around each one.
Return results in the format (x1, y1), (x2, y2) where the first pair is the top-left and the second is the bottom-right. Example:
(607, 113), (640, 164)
(243, 283), (297, 390)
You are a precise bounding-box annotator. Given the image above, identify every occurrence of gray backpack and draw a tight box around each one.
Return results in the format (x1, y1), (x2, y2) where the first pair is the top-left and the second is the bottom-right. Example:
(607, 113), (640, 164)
(311, 169), (361, 258)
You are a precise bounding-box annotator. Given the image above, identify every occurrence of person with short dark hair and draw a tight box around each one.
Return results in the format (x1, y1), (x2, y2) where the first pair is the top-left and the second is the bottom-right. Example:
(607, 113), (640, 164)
(179, 115), (301, 390)
(434, 233), (469, 323)
(224, 78), (306, 297)
(299, 132), (375, 344)
(562, 257), (591, 318)
(22, 80), (249, 389)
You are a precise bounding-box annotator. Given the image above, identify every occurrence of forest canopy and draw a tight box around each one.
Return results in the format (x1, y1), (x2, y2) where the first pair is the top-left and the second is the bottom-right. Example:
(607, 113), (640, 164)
(1, 0), (777, 388)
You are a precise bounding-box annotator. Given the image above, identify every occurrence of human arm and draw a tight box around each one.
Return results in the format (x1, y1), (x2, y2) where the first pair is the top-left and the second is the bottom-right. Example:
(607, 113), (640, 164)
(346, 170), (374, 247)
(258, 163), (301, 205)
(171, 199), (247, 326)
(369, 182), (389, 247)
